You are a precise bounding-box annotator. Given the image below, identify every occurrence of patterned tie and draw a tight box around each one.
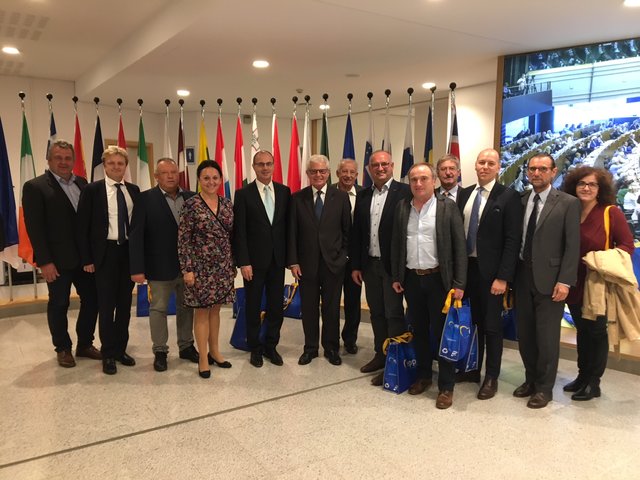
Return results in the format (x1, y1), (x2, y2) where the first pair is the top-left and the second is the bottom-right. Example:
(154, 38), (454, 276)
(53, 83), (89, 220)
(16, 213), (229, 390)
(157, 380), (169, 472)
(314, 190), (324, 220)
(115, 183), (129, 244)
(523, 194), (540, 263)
(264, 185), (274, 224)
(466, 186), (484, 255)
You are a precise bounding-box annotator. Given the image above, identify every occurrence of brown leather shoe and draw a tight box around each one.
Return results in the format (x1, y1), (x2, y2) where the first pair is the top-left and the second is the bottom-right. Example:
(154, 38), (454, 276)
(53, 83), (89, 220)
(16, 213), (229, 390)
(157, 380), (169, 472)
(477, 377), (498, 400)
(408, 378), (432, 395)
(360, 354), (386, 373)
(513, 382), (535, 398)
(455, 370), (481, 383)
(57, 350), (76, 368)
(370, 372), (384, 386)
(436, 390), (453, 409)
(76, 345), (102, 360)
(527, 392), (552, 409)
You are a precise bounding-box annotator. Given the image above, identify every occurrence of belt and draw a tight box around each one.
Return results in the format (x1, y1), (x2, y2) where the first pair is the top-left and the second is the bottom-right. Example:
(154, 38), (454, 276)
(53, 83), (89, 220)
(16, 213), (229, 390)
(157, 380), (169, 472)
(409, 266), (439, 275)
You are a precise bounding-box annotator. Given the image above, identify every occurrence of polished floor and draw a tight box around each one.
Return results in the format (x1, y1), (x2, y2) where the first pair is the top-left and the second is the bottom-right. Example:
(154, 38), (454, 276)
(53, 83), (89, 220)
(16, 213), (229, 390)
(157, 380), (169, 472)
(0, 307), (639, 480)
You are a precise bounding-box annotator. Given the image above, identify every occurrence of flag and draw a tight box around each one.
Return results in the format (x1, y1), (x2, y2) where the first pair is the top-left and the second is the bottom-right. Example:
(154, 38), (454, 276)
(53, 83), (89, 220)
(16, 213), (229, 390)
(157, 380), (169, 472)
(177, 111), (189, 190)
(0, 117), (20, 268)
(363, 106), (375, 188)
(400, 102), (414, 183)
(320, 111), (331, 184)
(214, 115), (230, 198)
(117, 113), (132, 182)
(250, 109), (259, 182)
(197, 115), (210, 192)
(233, 114), (246, 196)
(91, 112), (104, 181)
(448, 96), (460, 181)
(287, 114), (301, 193)
(271, 111), (283, 183)
(342, 112), (355, 160)
(46, 108), (57, 160)
(137, 115), (151, 191)
(163, 108), (172, 159)
(72, 113), (87, 178)
(382, 107), (392, 154)
(300, 106), (310, 189)
(424, 105), (434, 164)
(18, 111), (36, 265)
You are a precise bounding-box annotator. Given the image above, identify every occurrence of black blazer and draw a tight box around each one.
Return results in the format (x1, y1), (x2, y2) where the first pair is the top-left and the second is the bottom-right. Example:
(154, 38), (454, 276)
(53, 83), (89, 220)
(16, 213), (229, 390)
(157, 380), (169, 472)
(77, 179), (140, 269)
(128, 186), (195, 281)
(287, 185), (351, 276)
(22, 170), (88, 270)
(457, 182), (523, 283)
(350, 180), (411, 275)
(233, 181), (290, 269)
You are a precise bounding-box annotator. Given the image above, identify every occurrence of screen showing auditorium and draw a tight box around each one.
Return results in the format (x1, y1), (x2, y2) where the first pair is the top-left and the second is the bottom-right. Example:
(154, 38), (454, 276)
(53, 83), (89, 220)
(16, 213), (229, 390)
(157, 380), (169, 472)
(497, 37), (640, 236)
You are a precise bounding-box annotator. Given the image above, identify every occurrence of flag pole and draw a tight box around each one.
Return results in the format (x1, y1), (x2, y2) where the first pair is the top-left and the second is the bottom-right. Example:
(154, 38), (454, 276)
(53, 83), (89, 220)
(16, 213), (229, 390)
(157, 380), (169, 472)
(20, 92), (38, 299)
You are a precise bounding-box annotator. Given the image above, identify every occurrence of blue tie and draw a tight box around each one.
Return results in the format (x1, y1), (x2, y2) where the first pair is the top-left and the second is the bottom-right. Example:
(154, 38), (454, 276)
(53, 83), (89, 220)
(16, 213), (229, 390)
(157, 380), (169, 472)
(466, 186), (483, 255)
(314, 190), (324, 220)
(264, 185), (274, 224)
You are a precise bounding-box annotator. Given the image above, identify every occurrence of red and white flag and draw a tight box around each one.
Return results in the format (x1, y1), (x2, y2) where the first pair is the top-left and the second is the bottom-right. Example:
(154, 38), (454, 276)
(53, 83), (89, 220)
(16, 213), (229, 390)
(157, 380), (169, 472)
(287, 113), (301, 193)
(271, 110), (283, 183)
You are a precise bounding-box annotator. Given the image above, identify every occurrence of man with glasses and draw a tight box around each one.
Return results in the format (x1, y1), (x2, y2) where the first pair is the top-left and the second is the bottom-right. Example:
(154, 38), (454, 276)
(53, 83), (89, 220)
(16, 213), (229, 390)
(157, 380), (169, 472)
(350, 150), (411, 385)
(513, 153), (580, 408)
(436, 154), (461, 200)
(288, 155), (351, 366)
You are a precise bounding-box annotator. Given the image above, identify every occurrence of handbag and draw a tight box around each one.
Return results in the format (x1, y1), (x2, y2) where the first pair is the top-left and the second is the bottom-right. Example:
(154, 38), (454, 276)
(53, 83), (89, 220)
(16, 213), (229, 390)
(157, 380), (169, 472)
(502, 290), (518, 341)
(382, 332), (417, 394)
(456, 325), (479, 372)
(439, 289), (473, 362)
(229, 287), (268, 351)
(283, 281), (302, 319)
(135, 283), (176, 317)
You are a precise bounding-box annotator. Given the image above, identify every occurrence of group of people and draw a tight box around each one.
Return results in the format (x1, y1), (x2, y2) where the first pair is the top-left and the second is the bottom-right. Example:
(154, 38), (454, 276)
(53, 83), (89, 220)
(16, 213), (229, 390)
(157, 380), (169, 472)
(22, 138), (634, 410)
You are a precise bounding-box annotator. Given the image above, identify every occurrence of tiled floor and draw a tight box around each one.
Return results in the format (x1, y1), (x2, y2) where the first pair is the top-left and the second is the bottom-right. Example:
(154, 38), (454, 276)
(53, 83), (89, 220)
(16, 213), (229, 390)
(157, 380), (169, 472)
(0, 307), (639, 479)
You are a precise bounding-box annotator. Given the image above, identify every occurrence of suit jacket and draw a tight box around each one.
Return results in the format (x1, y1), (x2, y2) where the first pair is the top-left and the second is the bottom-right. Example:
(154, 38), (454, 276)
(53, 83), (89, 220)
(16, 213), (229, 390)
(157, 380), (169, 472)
(129, 186), (195, 281)
(391, 194), (467, 291)
(22, 170), (88, 270)
(329, 184), (363, 218)
(457, 182), (522, 283)
(233, 181), (290, 269)
(287, 185), (351, 276)
(350, 180), (411, 275)
(521, 187), (580, 294)
(77, 179), (140, 269)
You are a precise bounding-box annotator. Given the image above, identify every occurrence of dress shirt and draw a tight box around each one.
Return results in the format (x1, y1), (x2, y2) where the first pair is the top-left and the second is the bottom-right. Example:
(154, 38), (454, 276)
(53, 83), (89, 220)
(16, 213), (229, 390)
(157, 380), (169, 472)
(312, 185), (327, 201)
(255, 179), (274, 207)
(406, 195), (438, 269)
(160, 187), (185, 223)
(50, 170), (81, 211)
(105, 176), (134, 241)
(520, 185), (552, 259)
(342, 185), (357, 218)
(439, 184), (459, 200)
(368, 178), (393, 257)
(463, 179), (495, 257)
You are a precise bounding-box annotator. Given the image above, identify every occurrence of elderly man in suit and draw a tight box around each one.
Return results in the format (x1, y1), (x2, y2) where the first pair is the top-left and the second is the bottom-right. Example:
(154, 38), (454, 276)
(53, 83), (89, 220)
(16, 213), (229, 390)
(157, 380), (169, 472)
(350, 150), (410, 385)
(22, 139), (100, 367)
(233, 150), (291, 368)
(129, 158), (198, 372)
(514, 152), (580, 408)
(288, 154), (351, 366)
(457, 148), (522, 399)
(77, 146), (140, 375)
(436, 154), (462, 200)
(391, 162), (467, 409)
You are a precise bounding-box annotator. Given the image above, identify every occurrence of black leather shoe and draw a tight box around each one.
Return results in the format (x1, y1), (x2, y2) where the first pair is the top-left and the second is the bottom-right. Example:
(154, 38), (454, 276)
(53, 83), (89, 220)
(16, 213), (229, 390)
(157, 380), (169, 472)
(360, 354), (385, 373)
(527, 392), (552, 409)
(344, 343), (358, 355)
(563, 376), (588, 392)
(153, 352), (168, 372)
(103, 358), (117, 375)
(298, 351), (318, 365)
(250, 351), (264, 368)
(477, 377), (498, 400)
(198, 369), (211, 379)
(571, 384), (601, 401)
(324, 350), (342, 366)
(264, 349), (284, 366)
(179, 345), (199, 363)
(116, 352), (136, 366)
(513, 382), (535, 398)
(371, 372), (384, 386)
(455, 370), (481, 383)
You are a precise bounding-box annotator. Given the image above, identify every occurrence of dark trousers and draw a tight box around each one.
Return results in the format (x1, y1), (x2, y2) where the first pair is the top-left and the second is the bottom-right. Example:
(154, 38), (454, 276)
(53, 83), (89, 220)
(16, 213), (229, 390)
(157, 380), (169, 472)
(466, 258), (505, 379)
(515, 262), (564, 395)
(362, 258), (405, 356)
(244, 257), (285, 353)
(341, 260), (362, 347)
(46, 266), (98, 352)
(95, 241), (134, 359)
(567, 303), (608, 386)
(299, 258), (343, 353)
(403, 269), (455, 391)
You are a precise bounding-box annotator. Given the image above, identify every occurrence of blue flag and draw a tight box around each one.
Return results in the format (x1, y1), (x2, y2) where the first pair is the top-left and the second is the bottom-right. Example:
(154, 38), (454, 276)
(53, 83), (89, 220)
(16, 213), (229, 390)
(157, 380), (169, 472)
(400, 103), (414, 182)
(0, 116), (20, 267)
(342, 112), (355, 160)
(363, 108), (375, 188)
(424, 106), (433, 164)
(91, 113), (104, 181)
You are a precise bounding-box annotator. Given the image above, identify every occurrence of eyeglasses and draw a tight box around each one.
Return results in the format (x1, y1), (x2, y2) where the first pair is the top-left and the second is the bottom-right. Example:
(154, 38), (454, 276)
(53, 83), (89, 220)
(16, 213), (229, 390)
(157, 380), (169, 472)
(527, 166), (551, 173)
(254, 162), (273, 168)
(370, 162), (391, 170)
(307, 169), (329, 175)
(577, 181), (599, 189)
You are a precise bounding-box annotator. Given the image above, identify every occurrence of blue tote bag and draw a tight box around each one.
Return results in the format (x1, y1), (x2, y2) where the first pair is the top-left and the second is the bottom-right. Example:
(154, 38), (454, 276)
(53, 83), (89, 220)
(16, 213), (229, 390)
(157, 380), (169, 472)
(382, 332), (417, 394)
(439, 289), (473, 362)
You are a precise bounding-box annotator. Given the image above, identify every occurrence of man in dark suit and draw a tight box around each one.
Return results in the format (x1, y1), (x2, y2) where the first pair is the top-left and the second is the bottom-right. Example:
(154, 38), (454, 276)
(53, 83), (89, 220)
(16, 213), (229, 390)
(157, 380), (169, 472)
(129, 158), (198, 372)
(436, 154), (461, 200)
(288, 154), (351, 366)
(22, 139), (100, 367)
(333, 158), (363, 354)
(350, 150), (410, 385)
(390, 162), (467, 409)
(514, 152), (580, 408)
(457, 148), (522, 399)
(77, 146), (140, 375)
(233, 150), (291, 368)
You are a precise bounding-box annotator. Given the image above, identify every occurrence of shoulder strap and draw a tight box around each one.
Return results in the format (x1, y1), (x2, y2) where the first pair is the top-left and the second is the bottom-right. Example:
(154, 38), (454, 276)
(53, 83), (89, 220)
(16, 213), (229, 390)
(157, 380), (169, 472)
(604, 205), (612, 250)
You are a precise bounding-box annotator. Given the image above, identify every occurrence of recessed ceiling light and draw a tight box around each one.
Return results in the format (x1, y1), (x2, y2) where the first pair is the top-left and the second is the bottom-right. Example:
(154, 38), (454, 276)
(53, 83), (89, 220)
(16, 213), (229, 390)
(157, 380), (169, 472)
(177, 89), (190, 97)
(623, 0), (640, 7)
(2, 46), (20, 55)
(422, 82), (436, 89)
(252, 60), (270, 68)
(319, 104), (330, 110)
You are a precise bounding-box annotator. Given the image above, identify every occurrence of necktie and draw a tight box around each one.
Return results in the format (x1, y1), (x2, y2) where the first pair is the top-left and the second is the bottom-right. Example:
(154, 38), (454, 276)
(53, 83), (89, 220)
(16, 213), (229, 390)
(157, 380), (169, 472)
(466, 186), (484, 255)
(523, 194), (540, 263)
(264, 185), (274, 224)
(314, 190), (324, 220)
(115, 183), (129, 244)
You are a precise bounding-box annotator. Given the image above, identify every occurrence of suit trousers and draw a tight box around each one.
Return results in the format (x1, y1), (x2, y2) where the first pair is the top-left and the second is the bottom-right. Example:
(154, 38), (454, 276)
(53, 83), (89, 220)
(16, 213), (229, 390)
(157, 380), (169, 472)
(362, 258), (405, 356)
(341, 259), (362, 347)
(567, 303), (608, 386)
(148, 277), (194, 354)
(95, 241), (134, 359)
(244, 258), (285, 353)
(403, 269), (455, 391)
(299, 257), (343, 353)
(466, 258), (505, 379)
(515, 261), (564, 395)
(46, 266), (98, 352)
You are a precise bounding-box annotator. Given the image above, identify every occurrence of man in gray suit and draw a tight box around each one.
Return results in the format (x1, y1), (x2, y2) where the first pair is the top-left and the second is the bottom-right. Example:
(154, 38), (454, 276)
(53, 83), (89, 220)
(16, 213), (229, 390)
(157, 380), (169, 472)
(513, 153), (580, 409)
(391, 163), (467, 409)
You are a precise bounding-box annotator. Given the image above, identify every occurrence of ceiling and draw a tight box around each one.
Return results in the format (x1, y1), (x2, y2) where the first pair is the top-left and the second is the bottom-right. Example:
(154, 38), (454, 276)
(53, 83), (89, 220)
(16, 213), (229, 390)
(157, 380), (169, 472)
(1, 0), (639, 117)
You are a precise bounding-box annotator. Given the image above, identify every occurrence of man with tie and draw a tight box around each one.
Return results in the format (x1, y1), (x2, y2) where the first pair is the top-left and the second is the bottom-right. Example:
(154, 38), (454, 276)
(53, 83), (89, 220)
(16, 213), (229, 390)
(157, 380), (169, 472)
(129, 158), (198, 372)
(436, 154), (461, 200)
(288, 154), (351, 366)
(513, 152), (580, 408)
(457, 148), (522, 398)
(233, 150), (291, 368)
(22, 139), (100, 367)
(77, 146), (140, 375)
